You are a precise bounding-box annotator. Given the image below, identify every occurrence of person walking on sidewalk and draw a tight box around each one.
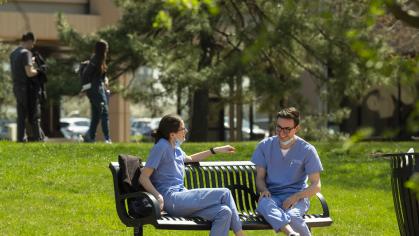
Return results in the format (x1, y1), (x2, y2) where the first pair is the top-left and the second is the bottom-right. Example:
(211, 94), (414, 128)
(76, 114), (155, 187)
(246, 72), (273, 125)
(83, 39), (111, 143)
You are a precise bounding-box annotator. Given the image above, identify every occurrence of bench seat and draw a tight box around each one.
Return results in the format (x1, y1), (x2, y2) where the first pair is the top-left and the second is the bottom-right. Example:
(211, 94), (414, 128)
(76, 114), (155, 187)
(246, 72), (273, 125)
(153, 212), (332, 230)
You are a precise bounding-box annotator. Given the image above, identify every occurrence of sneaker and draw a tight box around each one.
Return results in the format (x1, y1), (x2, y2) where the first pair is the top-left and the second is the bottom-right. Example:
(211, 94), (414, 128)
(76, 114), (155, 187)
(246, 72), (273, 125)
(105, 139), (112, 144)
(82, 135), (94, 143)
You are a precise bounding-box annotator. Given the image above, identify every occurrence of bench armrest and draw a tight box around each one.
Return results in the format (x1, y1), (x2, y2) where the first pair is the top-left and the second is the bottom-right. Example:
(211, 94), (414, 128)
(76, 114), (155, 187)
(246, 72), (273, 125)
(315, 192), (330, 217)
(119, 191), (162, 219)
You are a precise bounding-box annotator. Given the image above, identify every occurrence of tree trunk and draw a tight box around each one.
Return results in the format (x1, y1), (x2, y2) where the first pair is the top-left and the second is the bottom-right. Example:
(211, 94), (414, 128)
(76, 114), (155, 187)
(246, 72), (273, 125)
(41, 97), (62, 137)
(249, 101), (254, 140)
(218, 103), (225, 141)
(207, 95), (225, 141)
(189, 88), (209, 141)
(228, 77), (235, 141)
(188, 32), (214, 141)
(177, 84), (182, 116)
(269, 113), (274, 136)
(236, 76), (243, 141)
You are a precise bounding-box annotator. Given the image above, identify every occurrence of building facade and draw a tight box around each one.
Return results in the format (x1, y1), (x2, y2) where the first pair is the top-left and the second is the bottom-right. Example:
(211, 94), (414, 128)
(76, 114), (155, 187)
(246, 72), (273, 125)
(0, 0), (131, 142)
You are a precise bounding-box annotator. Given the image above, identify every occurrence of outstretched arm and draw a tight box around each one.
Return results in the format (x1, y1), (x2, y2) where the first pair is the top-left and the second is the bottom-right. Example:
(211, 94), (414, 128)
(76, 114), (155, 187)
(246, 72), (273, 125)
(184, 145), (235, 163)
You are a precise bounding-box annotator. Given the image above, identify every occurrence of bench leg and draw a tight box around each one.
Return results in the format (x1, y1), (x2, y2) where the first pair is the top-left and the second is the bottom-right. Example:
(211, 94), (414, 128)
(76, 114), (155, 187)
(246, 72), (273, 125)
(134, 225), (143, 236)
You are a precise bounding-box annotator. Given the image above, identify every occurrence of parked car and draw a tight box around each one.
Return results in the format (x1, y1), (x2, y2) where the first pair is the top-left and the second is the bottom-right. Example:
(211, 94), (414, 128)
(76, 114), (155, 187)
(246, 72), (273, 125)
(131, 118), (152, 136)
(131, 117), (161, 141)
(224, 117), (268, 140)
(0, 119), (12, 140)
(60, 117), (90, 140)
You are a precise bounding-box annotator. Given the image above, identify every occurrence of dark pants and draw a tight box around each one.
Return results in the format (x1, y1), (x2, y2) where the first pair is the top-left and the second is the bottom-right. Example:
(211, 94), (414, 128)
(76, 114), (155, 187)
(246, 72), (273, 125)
(13, 84), (45, 142)
(27, 82), (45, 141)
(14, 86), (28, 142)
(85, 87), (110, 141)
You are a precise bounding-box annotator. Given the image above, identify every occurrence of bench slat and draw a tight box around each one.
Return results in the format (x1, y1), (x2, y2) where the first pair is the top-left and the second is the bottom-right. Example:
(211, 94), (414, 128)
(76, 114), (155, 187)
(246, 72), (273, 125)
(154, 213), (332, 230)
(232, 166), (244, 212)
(214, 166), (224, 187)
(192, 166), (200, 188)
(221, 166), (229, 189)
(245, 165), (258, 212)
(239, 165), (254, 214)
(202, 166), (211, 189)
(184, 165), (192, 189)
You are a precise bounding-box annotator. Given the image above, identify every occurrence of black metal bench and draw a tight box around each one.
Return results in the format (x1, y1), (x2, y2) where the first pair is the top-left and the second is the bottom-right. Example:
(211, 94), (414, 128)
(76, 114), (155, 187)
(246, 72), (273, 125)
(109, 161), (333, 236)
(380, 152), (419, 236)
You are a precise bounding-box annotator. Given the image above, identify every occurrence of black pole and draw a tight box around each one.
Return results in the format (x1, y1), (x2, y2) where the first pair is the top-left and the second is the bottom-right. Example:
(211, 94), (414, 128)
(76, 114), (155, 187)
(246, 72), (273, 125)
(134, 225), (143, 236)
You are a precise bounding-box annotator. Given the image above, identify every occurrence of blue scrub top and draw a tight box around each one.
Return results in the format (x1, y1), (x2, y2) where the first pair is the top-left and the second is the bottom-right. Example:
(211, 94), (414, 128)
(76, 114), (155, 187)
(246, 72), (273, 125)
(145, 138), (187, 196)
(251, 136), (323, 196)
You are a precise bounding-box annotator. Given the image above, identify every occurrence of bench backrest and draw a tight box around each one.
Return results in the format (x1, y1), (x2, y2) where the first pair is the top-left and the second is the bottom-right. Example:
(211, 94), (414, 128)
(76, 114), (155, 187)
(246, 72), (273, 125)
(110, 161), (260, 224)
(184, 161), (259, 215)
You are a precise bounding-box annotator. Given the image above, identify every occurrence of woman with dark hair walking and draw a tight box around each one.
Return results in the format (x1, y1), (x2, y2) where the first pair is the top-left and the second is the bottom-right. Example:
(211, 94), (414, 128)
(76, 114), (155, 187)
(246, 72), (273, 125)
(140, 114), (245, 236)
(83, 39), (111, 143)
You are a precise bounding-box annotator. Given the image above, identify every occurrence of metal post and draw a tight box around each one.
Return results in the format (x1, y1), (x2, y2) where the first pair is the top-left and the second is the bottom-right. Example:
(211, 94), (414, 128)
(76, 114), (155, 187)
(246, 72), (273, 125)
(133, 225), (143, 236)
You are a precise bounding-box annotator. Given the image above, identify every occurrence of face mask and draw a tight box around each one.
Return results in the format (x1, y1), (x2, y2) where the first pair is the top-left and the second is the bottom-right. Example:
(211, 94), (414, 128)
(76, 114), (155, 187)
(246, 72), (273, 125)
(175, 138), (184, 148)
(281, 136), (294, 146)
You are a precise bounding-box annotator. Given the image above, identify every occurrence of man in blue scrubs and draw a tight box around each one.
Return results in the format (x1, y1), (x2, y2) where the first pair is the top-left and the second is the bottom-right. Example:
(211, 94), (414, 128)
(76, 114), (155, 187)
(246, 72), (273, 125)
(251, 107), (323, 236)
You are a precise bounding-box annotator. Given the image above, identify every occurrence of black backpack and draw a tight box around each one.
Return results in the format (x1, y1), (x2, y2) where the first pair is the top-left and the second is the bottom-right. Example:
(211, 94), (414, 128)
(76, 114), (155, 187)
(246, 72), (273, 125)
(78, 60), (92, 92)
(118, 154), (152, 218)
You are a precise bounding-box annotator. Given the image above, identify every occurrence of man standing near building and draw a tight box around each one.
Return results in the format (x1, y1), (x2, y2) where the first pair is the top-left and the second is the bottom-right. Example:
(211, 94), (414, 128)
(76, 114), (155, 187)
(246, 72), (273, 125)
(251, 107), (323, 236)
(9, 32), (45, 142)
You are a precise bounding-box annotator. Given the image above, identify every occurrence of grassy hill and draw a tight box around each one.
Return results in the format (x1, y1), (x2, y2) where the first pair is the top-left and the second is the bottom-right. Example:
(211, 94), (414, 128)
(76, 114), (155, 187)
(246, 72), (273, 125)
(0, 141), (417, 235)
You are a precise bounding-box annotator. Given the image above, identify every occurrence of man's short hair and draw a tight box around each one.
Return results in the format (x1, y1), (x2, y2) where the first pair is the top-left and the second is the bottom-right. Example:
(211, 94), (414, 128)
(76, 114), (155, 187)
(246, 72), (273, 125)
(21, 32), (35, 42)
(276, 107), (300, 126)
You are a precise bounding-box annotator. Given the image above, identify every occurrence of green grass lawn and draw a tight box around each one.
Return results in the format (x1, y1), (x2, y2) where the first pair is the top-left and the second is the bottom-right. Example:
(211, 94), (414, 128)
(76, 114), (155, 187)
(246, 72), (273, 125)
(0, 141), (417, 235)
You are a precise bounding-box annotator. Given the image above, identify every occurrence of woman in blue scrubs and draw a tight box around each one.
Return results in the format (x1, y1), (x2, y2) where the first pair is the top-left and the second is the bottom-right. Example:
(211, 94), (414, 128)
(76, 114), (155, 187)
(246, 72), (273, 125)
(140, 114), (245, 236)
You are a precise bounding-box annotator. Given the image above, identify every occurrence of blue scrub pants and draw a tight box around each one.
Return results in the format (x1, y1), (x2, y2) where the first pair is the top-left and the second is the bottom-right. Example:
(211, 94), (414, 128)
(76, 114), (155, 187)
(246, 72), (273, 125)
(163, 188), (242, 236)
(257, 195), (311, 236)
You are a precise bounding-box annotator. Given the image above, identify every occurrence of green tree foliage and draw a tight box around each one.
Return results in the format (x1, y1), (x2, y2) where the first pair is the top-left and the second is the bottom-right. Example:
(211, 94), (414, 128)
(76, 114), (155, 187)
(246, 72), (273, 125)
(0, 43), (14, 118)
(56, 0), (418, 141)
(55, 11), (149, 84)
(151, 0), (417, 118)
(47, 13), (102, 98)
(406, 172), (419, 199)
(44, 57), (81, 99)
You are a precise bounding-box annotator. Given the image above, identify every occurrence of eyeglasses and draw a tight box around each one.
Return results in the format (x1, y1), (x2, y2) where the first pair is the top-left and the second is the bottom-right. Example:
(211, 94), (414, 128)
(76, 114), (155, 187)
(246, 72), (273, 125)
(275, 125), (295, 134)
(178, 127), (188, 132)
